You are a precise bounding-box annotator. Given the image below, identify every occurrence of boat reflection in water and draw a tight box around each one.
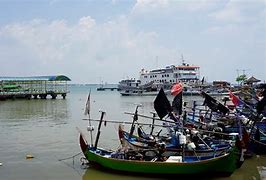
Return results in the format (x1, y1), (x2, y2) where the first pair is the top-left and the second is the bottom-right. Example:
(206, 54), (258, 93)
(81, 155), (265, 180)
(82, 166), (160, 180)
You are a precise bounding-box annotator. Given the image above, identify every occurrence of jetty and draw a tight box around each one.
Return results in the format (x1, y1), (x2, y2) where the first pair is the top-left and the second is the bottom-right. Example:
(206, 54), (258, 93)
(96, 87), (118, 91)
(0, 75), (71, 100)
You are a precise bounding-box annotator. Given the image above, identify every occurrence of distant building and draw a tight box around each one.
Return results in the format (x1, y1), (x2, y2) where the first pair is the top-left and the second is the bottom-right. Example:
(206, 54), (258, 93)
(244, 76), (261, 86)
(212, 81), (230, 88)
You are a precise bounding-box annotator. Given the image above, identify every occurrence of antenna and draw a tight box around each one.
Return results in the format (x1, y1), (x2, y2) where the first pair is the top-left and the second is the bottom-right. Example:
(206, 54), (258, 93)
(242, 69), (251, 76)
(181, 54), (185, 65)
(156, 56), (158, 68)
(236, 69), (240, 77)
(236, 69), (250, 76)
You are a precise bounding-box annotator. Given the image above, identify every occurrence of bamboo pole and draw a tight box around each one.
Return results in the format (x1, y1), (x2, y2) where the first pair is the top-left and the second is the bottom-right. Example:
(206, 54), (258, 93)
(82, 118), (237, 136)
(150, 112), (156, 135)
(94, 111), (105, 149)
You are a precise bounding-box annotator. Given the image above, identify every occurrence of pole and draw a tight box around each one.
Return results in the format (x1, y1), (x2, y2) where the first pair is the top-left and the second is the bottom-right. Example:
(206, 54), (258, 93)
(129, 105), (140, 138)
(82, 118), (236, 136)
(94, 111), (105, 149)
(192, 101), (196, 121)
(88, 113), (93, 147)
(85, 90), (93, 146)
(124, 112), (175, 124)
(150, 112), (156, 135)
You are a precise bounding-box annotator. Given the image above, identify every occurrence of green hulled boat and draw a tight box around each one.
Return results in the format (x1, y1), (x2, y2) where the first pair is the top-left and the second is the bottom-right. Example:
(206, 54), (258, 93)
(79, 134), (242, 177)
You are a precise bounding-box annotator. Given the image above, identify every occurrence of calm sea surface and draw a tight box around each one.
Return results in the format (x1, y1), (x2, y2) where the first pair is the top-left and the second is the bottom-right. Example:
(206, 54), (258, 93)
(0, 85), (265, 180)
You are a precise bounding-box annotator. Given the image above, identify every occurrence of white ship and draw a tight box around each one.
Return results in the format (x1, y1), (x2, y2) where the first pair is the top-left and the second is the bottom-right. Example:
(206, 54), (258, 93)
(139, 61), (200, 87)
(117, 79), (141, 91)
(118, 57), (202, 96)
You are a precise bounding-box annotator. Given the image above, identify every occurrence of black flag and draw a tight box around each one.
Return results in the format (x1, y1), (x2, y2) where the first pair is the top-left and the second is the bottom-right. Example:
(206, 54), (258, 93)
(154, 88), (172, 119)
(256, 84), (266, 115)
(201, 77), (205, 84)
(256, 96), (266, 115)
(172, 91), (183, 115)
(201, 91), (229, 115)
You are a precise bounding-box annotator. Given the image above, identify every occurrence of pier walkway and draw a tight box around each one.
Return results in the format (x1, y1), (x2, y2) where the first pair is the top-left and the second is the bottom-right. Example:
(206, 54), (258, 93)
(0, 75), (71, 100)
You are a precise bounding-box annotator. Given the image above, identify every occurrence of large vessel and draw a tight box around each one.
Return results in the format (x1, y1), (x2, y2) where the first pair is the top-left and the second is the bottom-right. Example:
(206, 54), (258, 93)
(117, 79), (141, 91)
(139, 61), (200, 88)
(118, 57), (201, 95)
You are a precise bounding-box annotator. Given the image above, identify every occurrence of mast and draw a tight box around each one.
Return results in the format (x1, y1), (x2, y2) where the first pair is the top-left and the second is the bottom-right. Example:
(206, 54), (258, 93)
(181, 54), (185, 65)
(150, 112), (156, 135)
(94, 111), (105, 149)
(129, 104), (141, 138)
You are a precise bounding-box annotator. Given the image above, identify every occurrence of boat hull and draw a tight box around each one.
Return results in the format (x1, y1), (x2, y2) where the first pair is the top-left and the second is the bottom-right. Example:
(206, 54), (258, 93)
(80, 134), (239, 176)
(248, 139), (266, 155)
(84, 147), (238, 176)
(120, 90), (170, 96)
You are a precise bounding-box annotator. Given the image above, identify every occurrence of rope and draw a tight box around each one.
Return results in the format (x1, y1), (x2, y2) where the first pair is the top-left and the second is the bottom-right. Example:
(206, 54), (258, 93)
(58, 152), (82, 161)
(57, 152), (84, 176)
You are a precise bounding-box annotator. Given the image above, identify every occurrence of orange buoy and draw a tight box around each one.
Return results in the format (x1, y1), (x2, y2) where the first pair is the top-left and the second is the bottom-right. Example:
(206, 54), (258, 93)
(26, 154), (34, 159)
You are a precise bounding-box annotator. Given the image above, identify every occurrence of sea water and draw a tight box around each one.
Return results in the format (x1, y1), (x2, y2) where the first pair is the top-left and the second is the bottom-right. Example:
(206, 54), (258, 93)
(0, 85), (265, 180)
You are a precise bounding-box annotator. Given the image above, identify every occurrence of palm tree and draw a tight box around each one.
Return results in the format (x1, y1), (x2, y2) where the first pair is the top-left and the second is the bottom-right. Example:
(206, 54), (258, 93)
(236, 74), (247, 85)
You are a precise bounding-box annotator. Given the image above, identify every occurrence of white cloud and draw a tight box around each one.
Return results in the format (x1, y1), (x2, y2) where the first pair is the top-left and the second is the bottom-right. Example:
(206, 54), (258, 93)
(209, 0), (265, 23)
(111, 0), (122, 4)
(78, 16), (96, 29)
(0, 15), (176, 83)
(133, 0), (169, 11)
(132, 0), (220, 14)
(210, 3), (243, 23)
(0, 1), (265, 83)
(205, 0), (266, 53)
(1, 19), (72, 64)
(205, 24), (239, 34)
(181, 0), (220, 12)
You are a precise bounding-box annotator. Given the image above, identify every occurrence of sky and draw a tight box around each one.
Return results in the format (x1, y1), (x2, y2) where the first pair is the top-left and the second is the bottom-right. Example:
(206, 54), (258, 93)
(0, 0), (265, 84)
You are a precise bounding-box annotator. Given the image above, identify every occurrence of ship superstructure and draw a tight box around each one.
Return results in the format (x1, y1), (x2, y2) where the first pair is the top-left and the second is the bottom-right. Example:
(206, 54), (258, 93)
(139, 62), (200, 87)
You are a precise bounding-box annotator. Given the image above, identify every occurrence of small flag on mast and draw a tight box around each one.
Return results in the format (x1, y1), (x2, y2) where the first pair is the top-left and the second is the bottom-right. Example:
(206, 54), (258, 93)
(84, 90), (91, 116)
(154, 88), (172, 119)
(201, 91), (229, 115)
(201, 77), (205, 84)
(228, 90), (243, 107)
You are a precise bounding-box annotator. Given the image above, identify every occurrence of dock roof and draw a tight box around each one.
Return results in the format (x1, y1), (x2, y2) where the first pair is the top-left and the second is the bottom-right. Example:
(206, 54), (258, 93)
(0, 75), (71, 81)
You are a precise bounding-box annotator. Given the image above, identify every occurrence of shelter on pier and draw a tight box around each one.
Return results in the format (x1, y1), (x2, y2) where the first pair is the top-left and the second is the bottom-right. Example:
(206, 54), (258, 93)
(0, 75), (71, 100)
(244, 76), (261, 86)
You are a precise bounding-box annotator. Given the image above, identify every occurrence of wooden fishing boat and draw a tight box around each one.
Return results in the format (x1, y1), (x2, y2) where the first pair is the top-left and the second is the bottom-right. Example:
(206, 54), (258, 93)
(79, 133), (242, 177)
(79, 88), (245, 177)
(248, 123), (266, 154)
(120, 89), (171, 96)
(118, 125), (232, 157)
(249, 138), (266, 154)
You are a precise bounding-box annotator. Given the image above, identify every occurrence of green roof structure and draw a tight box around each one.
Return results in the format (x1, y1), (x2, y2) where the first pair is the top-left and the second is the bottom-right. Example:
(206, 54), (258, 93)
(0, 75), (71, 100)
(0, 75), (71, 81)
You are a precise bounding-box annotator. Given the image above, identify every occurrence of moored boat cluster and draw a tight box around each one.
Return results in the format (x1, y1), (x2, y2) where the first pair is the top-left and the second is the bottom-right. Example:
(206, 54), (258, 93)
(79, 82), (266, 177)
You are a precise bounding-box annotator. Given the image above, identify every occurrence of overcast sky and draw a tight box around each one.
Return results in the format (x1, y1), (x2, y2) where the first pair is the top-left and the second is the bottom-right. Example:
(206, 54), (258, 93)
(0, 0), (265, 84)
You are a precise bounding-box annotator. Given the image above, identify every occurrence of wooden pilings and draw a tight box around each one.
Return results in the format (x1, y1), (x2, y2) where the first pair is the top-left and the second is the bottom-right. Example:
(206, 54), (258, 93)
(0, 92), (67, 100)
(40, 94), (47, 99)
